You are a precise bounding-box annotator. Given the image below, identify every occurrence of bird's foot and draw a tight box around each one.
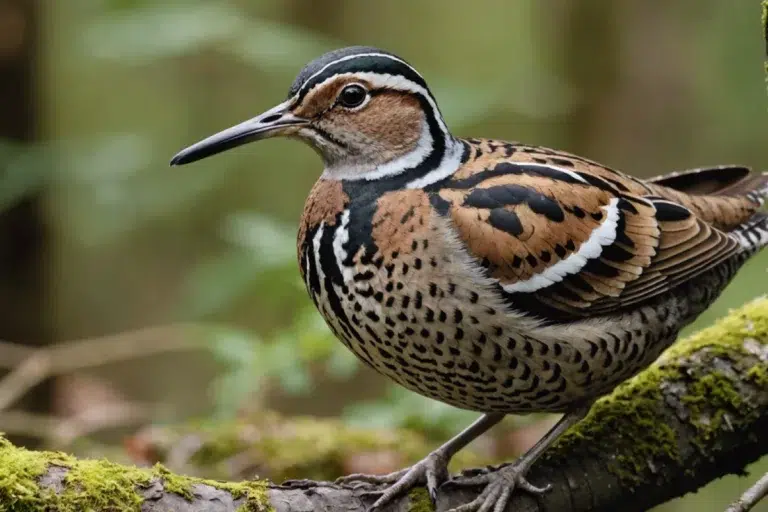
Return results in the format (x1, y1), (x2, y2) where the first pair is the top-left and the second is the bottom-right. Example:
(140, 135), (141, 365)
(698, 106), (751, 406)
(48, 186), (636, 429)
(336, 449), (450, 510)
(444, 462), (551, 512)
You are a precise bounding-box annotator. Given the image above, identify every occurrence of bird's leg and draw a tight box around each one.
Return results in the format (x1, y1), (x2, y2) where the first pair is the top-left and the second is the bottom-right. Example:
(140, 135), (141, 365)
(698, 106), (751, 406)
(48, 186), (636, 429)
(337, 413), (505, 509)
(446, 404), (592, 512)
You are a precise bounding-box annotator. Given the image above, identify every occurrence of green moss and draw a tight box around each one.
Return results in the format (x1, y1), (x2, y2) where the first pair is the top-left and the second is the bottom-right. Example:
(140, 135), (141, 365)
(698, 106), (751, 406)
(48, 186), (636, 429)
(544, 298), (768, 488)
(660, 299), (768, 362)
(408, 488), (434, 512)
(0, 436), (273, 511)
(152, 464), (194, 500)
(764, 0), (767, 30)
(672, 299), (768, 447)
(196, 478), (272, 512)
(747, 365), (768, 387)
(682, 372), (749, 443)
(0, 437), (73, 511)
(546, 366), (680, 486)
(66, 463), (271, 512)
(62, 458), (150, 511)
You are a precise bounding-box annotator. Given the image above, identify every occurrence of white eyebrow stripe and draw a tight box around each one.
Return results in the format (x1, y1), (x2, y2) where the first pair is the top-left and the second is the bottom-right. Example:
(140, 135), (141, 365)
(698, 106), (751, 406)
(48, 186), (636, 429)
(298, 71), (450, 136)
(298, 53), (425, 97)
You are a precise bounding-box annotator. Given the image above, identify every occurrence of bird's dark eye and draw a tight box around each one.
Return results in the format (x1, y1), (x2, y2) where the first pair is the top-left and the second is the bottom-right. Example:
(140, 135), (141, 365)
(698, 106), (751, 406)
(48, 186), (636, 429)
(338, 84), (367, 108)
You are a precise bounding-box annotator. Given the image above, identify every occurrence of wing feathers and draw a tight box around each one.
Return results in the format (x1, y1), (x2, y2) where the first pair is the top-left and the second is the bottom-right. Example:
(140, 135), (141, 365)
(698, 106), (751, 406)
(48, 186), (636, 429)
(432, 139), (761, 321)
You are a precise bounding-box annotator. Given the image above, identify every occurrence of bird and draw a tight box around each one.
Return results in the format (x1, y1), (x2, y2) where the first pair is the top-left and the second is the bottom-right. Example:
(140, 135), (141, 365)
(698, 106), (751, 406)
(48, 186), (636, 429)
(171, 46), (768, 512)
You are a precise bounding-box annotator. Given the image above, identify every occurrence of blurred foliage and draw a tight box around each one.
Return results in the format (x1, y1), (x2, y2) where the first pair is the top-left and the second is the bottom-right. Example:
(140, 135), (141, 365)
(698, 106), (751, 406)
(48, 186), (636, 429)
(0, 1), (766, 510)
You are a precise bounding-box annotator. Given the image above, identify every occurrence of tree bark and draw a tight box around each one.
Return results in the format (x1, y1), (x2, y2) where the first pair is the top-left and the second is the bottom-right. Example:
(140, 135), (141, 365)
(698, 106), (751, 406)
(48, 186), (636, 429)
(1, 298), (767, 511)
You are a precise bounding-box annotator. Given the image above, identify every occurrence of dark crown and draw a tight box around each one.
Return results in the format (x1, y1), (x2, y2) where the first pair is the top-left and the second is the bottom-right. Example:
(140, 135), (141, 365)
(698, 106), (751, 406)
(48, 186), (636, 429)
(287, 46), (431, 100)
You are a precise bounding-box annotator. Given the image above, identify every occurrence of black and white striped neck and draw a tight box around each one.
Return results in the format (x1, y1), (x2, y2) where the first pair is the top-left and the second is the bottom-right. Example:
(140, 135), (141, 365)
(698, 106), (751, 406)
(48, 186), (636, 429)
(321, 121), (465, 190)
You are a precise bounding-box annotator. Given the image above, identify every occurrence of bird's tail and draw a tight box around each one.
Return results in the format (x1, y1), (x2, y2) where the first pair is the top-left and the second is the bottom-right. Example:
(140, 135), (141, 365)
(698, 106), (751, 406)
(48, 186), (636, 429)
(646, 166), (766, 198)
(723, 173), (768, 256)
(731, 212), (768, 253)
(646, 169), (767, 233)
(717, 169), (768, 206)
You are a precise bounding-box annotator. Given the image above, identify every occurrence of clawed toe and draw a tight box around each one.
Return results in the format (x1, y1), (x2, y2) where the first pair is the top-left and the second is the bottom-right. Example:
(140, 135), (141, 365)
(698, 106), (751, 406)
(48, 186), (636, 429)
(357, 488), (386, 500)
(338, 454), (552, 511)
(516, 478), (550, 495)
(336, 450), (450, 510)
(371, 451), (449, 510)
(336, 470), (406, 487)
(442, 471), (492, 489)
(445, 464), (551, 512)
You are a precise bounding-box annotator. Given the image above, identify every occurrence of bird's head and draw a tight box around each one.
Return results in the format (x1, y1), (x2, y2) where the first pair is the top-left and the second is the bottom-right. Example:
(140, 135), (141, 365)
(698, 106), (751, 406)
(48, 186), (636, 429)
(171, 46), (462, 185)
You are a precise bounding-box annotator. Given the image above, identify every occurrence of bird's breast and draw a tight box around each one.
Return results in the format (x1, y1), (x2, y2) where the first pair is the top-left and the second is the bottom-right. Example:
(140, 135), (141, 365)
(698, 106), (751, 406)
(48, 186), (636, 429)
(297, 183), (564, 411)
(295, 180), (695, 413)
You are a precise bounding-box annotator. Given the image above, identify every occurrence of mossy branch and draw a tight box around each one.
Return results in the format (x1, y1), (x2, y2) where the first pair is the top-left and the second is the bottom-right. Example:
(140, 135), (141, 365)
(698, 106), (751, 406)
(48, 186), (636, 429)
(0, 298), (767, 511)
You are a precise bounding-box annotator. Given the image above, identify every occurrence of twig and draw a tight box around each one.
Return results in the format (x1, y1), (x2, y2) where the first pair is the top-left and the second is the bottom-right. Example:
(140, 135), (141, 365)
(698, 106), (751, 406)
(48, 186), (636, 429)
(0, 352), (51, 410)
(0, 324), (207, 412)
(54, 401), (151, 445)
(0, 410), (61, 439)
(0, 402), (151, 446)
(0, 342), (35, 369)
(725, 472), (768, 512)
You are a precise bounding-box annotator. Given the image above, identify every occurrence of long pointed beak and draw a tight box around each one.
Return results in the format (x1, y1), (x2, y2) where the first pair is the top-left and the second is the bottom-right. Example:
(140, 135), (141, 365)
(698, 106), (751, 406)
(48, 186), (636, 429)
(170, 101), (307, 166)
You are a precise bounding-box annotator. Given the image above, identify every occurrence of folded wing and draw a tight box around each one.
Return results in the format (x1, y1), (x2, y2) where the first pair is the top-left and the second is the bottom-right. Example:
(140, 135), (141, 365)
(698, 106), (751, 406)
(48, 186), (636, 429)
(433, 158), (742, 321)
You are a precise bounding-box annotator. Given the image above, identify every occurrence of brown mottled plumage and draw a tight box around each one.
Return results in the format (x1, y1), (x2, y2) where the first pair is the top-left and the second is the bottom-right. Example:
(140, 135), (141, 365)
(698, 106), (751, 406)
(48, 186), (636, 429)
(439, 140), (755, 318)
(171, 47), (768, 512)
(370, 190), (433, 260)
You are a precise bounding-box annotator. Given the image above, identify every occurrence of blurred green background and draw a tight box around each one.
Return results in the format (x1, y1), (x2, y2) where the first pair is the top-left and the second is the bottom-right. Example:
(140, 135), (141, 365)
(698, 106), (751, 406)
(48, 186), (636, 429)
(0, 0), (766, 510)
